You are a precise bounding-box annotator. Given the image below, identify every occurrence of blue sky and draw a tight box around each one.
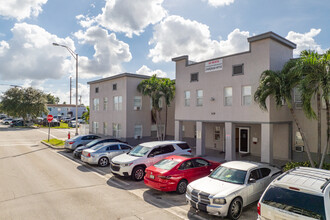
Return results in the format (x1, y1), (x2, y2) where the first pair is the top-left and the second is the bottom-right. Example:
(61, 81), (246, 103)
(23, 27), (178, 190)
(0, 0), (329, 105)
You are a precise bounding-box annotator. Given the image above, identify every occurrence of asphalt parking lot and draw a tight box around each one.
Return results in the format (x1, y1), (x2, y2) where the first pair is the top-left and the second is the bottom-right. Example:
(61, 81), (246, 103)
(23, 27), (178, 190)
(58, 148), (258, 220)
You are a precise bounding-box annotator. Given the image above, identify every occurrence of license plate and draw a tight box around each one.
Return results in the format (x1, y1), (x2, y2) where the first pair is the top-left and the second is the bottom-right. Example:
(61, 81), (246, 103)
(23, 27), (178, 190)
(150, 174), (155, 179)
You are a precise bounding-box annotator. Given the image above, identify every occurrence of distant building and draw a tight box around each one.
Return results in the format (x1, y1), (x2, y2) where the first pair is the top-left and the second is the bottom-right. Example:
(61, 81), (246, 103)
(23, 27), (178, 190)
(87, 73), (175, 143)
(46, 104), (87, 119)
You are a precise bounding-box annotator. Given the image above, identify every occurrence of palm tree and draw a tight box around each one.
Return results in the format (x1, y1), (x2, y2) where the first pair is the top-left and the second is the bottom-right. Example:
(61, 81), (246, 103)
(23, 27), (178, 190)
(82, 106), (90, 123)
(159, 78), (175, 140)
(298, 49), (330, 167)
(137, 75), (163, 140)
(254, 60), (315, 167)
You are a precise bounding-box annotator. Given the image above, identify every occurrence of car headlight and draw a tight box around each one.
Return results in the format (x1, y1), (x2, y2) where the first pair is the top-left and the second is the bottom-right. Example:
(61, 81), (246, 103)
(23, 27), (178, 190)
(213, 198), (226, 205)
(121, 163), (132, 167)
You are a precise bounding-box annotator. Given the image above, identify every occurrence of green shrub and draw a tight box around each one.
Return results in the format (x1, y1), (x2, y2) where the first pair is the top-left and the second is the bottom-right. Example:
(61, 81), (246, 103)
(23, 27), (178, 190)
(283, 161), (330, 171)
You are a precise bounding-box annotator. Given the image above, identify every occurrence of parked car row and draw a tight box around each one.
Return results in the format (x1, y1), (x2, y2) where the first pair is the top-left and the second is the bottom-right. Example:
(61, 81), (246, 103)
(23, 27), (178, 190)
(63, 134), (330, 220)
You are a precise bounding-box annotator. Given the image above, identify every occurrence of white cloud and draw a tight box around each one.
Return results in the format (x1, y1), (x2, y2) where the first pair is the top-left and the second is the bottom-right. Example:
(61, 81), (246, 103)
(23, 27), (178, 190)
(205, 0), (235, 7)
(0, 0), (47, 20)
(148, 16), (249, 62)
(96, 0), (167, 38)
(286, 28), (326, 56)
(74, 26), (132, 78)
(136, 65), (167, 77)
(0, 23), (74, 81)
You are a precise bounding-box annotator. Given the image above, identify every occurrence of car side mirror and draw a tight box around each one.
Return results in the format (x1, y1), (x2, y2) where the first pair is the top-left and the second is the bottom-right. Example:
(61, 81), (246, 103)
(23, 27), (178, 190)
(249, 178), (256, 183)
(148, 153), (154, 158)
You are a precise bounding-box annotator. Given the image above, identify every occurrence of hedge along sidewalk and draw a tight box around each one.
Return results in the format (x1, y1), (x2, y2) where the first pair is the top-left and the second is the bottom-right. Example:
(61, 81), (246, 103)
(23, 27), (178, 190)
(41, 138), (65, 149)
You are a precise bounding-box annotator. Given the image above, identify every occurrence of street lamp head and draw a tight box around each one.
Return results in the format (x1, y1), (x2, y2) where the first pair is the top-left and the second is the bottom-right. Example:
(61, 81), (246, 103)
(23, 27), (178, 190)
(52, 43), (60, 46)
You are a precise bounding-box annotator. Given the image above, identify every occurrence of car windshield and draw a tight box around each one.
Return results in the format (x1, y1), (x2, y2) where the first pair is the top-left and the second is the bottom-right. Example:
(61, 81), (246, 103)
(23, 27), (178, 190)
(91, 143), (105, 151)
(86, 139), (100, 147)
(261, 186), (325, 220)
(209, 166), (247, 185)
(154, 159), (180, 170)
(128, 145), (150, 157)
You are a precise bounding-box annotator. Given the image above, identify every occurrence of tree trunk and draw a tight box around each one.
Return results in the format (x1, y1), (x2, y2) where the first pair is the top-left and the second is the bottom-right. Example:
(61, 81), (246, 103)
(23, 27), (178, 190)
(289, 108), (315, 168)
(317, 92), (322, 164)
(164, 105), (168, 141)
(319, 99), (330, 168)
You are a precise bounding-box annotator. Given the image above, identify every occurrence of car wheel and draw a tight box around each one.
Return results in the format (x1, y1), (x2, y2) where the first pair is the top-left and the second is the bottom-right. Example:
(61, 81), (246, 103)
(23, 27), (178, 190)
(227, 197), (243, 220)
(176, 180), (188, 194)
(98, 157), (109, 167)
(132, 166), (145, 181)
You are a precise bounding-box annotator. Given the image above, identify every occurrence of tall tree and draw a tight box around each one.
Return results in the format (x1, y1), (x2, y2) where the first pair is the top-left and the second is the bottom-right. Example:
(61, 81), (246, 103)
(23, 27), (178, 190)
(138, 75), (163, 140)
(159, 78), (175, 140)
(82, 106), (90, 123)
(1, 87), (48, 124)
(254, 60), (315, 167)
(45, 93), (60, 104)
(298, 49), (330, 167)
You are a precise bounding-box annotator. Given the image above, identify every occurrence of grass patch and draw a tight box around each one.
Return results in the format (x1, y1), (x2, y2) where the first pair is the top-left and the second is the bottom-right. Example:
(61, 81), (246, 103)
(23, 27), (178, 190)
(43, 138), (65, 146)
(35, 122), (69, 129)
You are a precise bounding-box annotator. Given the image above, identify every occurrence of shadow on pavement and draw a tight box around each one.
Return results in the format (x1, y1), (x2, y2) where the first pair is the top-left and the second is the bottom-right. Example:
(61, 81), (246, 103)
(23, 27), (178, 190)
(0, 147), (47, 160)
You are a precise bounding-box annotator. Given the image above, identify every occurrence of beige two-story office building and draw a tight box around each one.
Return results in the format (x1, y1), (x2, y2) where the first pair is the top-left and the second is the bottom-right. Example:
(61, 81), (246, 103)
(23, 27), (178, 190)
(88, 73), (175, 143)
(172, 31), (328, 164)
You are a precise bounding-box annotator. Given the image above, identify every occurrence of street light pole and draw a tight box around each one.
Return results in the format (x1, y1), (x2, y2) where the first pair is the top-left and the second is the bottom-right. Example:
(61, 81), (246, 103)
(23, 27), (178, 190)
(52, 43), (79, 136)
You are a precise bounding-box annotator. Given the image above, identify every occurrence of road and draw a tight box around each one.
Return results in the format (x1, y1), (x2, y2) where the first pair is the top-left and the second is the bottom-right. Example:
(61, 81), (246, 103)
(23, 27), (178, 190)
(0, 125), (257, 219)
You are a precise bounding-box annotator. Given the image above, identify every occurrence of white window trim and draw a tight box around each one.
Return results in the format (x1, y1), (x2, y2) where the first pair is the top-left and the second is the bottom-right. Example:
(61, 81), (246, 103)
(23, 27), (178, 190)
(224, 87), (232, 106)
(242, 86), (252, 106)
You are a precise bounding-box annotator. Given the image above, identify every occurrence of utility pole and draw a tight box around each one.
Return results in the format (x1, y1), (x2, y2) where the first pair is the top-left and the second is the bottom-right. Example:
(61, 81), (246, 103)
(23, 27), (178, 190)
(70, 76), (72, 105)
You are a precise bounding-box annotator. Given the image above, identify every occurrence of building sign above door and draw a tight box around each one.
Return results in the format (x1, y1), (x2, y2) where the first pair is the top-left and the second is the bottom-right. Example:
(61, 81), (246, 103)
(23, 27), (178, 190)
(205, 59), (223, 72)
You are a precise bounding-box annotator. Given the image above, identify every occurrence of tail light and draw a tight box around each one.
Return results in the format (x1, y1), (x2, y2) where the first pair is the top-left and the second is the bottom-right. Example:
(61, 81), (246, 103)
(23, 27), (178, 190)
(188, 150), (192, 153)
(69, 141), (75, 144)
(257, 202), (260, 215)
(159, 175), (172, 180)
(87, 153), (91, 157)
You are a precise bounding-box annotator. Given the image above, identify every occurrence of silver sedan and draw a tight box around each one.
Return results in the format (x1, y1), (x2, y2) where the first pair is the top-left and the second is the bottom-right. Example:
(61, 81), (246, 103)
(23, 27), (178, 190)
(81, 142), (132, 167)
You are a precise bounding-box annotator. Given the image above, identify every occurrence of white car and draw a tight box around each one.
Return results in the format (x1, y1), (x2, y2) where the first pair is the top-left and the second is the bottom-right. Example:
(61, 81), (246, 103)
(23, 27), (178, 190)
(110, 141), (192, 181)
(186, 161), (282, 220)
(258, 166), (330, 220)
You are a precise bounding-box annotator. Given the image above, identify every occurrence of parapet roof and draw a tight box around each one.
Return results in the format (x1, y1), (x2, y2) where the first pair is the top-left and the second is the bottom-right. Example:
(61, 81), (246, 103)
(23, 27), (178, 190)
(247, 31), (296, 49)
(87, 73), (150, 85)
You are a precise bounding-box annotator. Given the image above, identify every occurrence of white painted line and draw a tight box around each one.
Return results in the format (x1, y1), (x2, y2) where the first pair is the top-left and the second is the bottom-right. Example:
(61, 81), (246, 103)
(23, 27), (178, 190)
(36, 129), (61, 139)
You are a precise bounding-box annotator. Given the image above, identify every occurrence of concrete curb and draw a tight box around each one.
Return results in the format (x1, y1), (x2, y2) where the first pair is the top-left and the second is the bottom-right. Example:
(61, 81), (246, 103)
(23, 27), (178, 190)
(40, 141), (64, 150)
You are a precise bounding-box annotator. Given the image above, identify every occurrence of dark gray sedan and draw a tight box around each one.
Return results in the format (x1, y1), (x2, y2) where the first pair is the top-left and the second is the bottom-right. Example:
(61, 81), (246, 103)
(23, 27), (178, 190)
(81, 142), (132, 167)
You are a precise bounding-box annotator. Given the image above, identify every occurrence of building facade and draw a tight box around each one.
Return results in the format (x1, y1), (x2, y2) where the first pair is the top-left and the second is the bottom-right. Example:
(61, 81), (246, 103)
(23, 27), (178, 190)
(172, 32), (328, 164)
(88, 73), (175, 143)
(46, 104), (87, 119)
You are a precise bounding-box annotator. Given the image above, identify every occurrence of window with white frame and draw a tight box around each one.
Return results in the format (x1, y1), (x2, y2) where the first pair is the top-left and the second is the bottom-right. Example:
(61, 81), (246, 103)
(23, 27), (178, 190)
(134, 125), (142, 139)
(93, 121), (99, 134)
(113, 96), (122, 111)
(196, 90), (203, 106)
(134, 96), (142, 110)
(214, 126), (221, 140)
(93, 98), (99, 111)
(103, 122), (107, 135)
(184, 91), (190, 107)
(224, 87), (232, 106)
(103, 97), (108, 111)
(242, 86), (251, 105)
(159, 98), (163, 108)
(112, 123), (121, 138)
(294, 87), (302, 103)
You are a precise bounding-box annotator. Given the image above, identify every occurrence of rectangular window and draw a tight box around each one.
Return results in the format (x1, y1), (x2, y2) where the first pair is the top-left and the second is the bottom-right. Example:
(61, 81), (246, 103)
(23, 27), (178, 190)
(93, 98), (99, 111)
(134, 96), (142, 110)
(113, 84), (117, 90)
(214, 126), (221, 141)
(242, 86), (251, 105)
(95, 87), (99, 93)
(190, 72), (199, 82)
(134, 125), (142, 139)
(103, 97), (108, 111)
(224, 87), (232, 106)
(196, 90), (203, 106)
(294, 87), (302, 103)
(112, 123), (121, 138)
(159, 98), (163, 108)
(93, 121), (99, 134)
(184, 91), (190, 107)
(233, 64), (244, 75)
(113, 96), (122, 111)
(103, 122), (107, 135)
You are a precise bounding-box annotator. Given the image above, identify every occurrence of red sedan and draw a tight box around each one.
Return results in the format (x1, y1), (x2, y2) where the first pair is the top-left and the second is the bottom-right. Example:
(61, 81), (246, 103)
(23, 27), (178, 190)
(144, 155), (220, 194)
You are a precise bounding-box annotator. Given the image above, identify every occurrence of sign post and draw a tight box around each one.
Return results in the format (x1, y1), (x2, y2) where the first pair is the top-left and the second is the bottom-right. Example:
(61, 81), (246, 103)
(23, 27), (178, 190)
(47, 115), (53, 141)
